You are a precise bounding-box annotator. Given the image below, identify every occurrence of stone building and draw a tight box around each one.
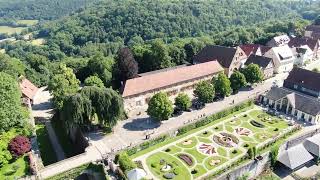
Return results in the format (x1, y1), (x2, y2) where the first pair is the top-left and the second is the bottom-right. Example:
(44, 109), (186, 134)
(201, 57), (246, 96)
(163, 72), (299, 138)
(264, 45), (295, 73)
(193, 45), (247, 77)
(19, 77), (39, 108)
(122, 61), (224, 117)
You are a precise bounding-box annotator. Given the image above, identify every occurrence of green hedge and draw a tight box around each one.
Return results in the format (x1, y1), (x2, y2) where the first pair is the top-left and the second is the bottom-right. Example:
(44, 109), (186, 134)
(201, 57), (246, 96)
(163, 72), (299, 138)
(126, 135), (168, 156)
(117, 152), (136, 173)
(177, 100), (253, 136)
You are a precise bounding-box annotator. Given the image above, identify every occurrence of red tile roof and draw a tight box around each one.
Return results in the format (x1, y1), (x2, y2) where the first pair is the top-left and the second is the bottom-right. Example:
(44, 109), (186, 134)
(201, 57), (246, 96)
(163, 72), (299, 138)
(19, 78), (38, 100)
(239, 44), (260, 56)
(122, 61), (224, 98)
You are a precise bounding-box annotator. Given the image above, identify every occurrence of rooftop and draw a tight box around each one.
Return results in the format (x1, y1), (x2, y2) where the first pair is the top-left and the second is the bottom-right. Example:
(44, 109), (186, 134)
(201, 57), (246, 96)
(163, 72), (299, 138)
(245, 54), (273, 68)
(19, 78), (38, 100)
(284, 67), (320, 92)
(278, 144), (313, 170)
(122, 61), (224, 98)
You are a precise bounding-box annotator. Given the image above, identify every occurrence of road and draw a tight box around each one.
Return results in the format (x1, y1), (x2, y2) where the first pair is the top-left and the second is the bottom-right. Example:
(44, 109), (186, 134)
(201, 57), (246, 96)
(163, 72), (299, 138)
(87, 73), (289, 155)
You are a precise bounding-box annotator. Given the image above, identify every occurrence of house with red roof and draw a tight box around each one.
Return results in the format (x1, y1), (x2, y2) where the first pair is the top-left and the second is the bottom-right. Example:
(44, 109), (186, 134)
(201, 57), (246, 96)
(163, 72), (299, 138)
(19, 78), (39, 107)
(122, 61), (224, 117)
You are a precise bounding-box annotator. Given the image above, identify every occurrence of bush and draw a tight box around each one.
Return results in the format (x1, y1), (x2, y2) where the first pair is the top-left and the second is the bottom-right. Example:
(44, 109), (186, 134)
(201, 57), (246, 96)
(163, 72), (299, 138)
(165, 148), (171, 152)
(250, 120), (265, 128)
(274, 128), (279, 131)
(151, 163), (157, 168)
(8, 136), (31, 157)
(173, 168), (180, 175)
(232, 150), (237, 154)
(117, 152), (136, 172)
(191, 169), (198, 174)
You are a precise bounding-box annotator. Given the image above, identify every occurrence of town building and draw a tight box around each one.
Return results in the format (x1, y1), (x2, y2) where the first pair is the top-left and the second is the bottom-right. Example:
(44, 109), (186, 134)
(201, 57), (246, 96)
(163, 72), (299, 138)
(264, 45), (295, 73)
(266, 34), (290, 47)
(122, 61), (224, 117)
(305, 25), (320, 39)
(261, 86), (320, 124)
(193, 45), (247, 76)
(244, 55), (274, 79)
(288, 37), (320, 59)
(283, 68), (320, 98)
(291, 45), (314, 67)
(19, 78), (39, 108)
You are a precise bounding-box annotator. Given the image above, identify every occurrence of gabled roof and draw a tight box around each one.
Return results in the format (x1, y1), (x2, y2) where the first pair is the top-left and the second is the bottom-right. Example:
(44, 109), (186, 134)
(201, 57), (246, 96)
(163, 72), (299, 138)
(193, 45), (245, 68)
(304, 134), (320, 156)
(284, 67), (320, 92)
(122, 61), (224, 98)
(265, 86), (320, 116)
(259, 46), (272, 55)
(306, 25), (320, 33)
(239, 44), (260, 56)
(288, 37), (318, 50)
(278, 144), (313, 170)
(245, 55), (273, 68)
(268, 35), (290, 46)
(19, 78), (38, 100)
(270, 45), (294, 61)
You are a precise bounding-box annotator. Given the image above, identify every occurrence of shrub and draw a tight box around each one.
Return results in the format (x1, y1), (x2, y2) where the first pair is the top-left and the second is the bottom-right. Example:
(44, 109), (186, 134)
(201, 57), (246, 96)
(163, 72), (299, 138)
(8, 136), (31, 157)
(191, 169), (198, 174)
(243, 144), (249, 148)
(173, 168), (180, 175)
(247, 148), (253, 159)
(151, 163), (157, 168)
(117, 152), (136, 172)
(165, 148), (171, 152)
(274, 128), (279, 131)
(232, 150), (237, 154)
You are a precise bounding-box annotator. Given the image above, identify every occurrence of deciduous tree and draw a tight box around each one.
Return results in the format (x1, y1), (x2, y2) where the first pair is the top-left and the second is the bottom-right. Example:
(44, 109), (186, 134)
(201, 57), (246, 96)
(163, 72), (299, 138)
(115, 47), (138, 81)
(242, 64), (264, 84)
(8, 136), (31, 157)
(214, 73), (231, 97)
(84, 75), (105, 88)
(230, 71), (247, 92)
(194, 81), (215, 103)
(48, 63), (80, 109)
(174, 93), (191, 111)
(147, 92), (173, 121)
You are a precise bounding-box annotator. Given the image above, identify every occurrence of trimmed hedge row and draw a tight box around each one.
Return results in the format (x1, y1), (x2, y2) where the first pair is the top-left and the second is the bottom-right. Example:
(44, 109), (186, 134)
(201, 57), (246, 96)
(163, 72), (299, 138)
(177, 100), (253, 136)
(116, 152), (137, 173)
(126, 135), (168, 156)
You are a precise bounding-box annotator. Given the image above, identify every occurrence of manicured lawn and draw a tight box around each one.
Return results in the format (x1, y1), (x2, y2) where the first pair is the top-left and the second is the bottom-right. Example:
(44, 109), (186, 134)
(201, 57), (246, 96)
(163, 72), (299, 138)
(146, 152), (191, 180)
(192, 165), (207, 179)
(184, 148), (207, 163)
(164, 145), (182, 154)
(0, 156), (29, 180)
(35, 124), (57, 166)
(16, 20), (38, 26)
(134, 106), (294, 179)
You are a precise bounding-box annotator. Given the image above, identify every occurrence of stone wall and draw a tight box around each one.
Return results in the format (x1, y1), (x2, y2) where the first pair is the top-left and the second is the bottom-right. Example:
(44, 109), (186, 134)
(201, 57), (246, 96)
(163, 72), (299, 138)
(215, 153), (270, 180)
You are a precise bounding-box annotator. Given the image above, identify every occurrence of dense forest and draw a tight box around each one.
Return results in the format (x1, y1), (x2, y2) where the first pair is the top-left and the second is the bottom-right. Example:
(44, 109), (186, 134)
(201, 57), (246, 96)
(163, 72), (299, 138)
(0, 0), (100, 20)
(0, 0), (319, 88)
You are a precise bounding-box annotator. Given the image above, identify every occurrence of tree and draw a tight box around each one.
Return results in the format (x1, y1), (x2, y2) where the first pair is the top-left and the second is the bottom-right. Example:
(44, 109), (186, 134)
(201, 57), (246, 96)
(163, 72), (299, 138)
(242, 64), (264, 84)
(147, 92), (173, 121)
(87, 53), (114, 87)
(48, 63), (80, 109)
(84, 75), (105, 88)
(194, 81), (215, 103)
(174, 93), (191, 111)
(247, 148), (253, 159)
(214, 73), (231, 97)
(230, 71), (247, 92)
(8, 136), (31, 157)
(270, 145), (279, 168)
(115, 47), (138, 81)
(117, 152), (136, 172)
(0, 72), (27, 132)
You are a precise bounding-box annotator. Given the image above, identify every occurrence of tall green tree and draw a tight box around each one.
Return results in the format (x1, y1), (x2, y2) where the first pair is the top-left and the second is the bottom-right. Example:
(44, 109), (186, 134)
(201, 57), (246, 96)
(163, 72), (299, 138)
(174, 93), (191, 111)
(84, 75), (105, 88)
(214, 73), (231, 97)
(147, 92), (173, 121)
(87, 53), (114, 87)
(0, 72), (26, 132)
(229, 71), (247, 92)
(242, 64), (264, 84)
(194, 81), (215, 103)
(48, 63), (80, 109)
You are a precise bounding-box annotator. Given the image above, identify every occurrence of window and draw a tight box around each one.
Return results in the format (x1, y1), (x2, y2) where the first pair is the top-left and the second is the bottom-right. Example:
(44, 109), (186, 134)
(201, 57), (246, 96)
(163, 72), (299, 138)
(294, 110), (298, 116)
(309, 116), (313, 122)
(293, 85), (298, 89)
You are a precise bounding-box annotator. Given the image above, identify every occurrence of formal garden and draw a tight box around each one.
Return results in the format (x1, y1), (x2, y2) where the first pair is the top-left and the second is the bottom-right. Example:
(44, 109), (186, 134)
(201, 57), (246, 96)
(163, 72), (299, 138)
(135, 107), (293, 180)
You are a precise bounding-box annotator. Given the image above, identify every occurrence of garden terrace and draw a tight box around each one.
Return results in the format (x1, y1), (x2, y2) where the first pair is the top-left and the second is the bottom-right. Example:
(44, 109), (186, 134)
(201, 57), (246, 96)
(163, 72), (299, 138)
(133, 107), (296, 180)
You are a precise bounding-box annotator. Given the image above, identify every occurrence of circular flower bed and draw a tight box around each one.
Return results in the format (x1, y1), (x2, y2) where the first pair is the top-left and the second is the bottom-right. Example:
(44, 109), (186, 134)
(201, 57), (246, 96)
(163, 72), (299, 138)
(213, 132), (239, 147)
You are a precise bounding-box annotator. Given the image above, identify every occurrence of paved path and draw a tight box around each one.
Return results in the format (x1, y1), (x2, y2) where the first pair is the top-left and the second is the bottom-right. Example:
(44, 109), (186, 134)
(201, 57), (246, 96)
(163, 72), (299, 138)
(87, 73), (289, 155)
(32, 87), (66, 160)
